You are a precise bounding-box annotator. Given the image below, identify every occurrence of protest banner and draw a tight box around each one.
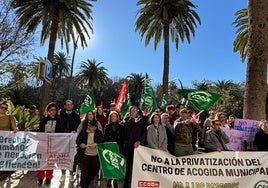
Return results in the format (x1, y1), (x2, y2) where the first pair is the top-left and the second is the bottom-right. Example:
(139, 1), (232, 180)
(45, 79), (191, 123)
(97, 142), (126, 179)
(221, 127), (244, 151)
(234, 118), (260, 150)
(132, 146), (268, 188)
(0, 131), (76, 171)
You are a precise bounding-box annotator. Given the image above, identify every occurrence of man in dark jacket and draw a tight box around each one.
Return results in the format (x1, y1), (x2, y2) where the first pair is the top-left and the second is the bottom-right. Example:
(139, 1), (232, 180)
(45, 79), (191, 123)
(122, 106), (147, 188)
(204, 119), (230, 152)
(59, 100), (81, 182)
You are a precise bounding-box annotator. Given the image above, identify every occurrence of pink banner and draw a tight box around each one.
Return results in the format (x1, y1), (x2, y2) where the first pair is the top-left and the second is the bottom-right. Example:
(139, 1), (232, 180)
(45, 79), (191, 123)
(221, 127), (244, 151)
(233, 118), (260, 150)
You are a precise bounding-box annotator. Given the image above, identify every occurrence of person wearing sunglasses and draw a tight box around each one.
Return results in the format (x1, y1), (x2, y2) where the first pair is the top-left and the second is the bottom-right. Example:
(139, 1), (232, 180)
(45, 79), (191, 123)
(0, 101), (17, 132)
(215, 112), (229, 128)
(204, 119), (230, 152)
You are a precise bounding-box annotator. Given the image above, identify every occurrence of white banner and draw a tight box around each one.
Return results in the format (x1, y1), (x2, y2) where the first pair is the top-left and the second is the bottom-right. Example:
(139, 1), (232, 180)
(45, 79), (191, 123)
(132, 146), (268, 188)
(0, 131), (76, 171)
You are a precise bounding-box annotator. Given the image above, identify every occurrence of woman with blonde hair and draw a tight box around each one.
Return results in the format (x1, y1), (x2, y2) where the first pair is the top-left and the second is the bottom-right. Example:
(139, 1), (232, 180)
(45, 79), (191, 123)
(104, 111), (125, 188)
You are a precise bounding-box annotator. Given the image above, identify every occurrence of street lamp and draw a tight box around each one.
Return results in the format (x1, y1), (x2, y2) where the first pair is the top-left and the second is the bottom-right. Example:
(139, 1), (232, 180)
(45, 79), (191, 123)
(68, 36), (79, 99)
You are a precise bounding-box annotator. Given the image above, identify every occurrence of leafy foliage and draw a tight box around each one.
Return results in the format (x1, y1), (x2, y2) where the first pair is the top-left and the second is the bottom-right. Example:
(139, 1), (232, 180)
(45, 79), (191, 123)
(7, 100), (39, 130)
(233, 8), (248, 62)
(0, 0), (34, 65)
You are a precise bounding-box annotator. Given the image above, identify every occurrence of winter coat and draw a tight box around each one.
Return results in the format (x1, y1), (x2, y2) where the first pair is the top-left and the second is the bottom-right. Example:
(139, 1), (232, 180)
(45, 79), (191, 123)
(38, 115), (62, 133)
(254, 129), (268, 151)
(147, 124), (168, 152)
(123, 115), (147, 148)
(75, 127), (104, 162)
(174, 118), (201, 146)
(59, 110), (81, 133)
(104, 123), (125, 152)
(204, 129), (230, 152)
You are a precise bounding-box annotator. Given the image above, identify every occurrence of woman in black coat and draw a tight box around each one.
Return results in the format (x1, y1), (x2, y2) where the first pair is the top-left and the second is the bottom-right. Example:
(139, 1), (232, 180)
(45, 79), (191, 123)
(104, 111), (125, 188)
(76, 119), (104, 188)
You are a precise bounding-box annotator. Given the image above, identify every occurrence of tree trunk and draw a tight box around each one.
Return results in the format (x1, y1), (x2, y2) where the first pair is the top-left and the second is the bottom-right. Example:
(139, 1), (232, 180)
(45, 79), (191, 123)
(243, 0), (268, 120)
(39, 16), (58, 116)
(162, 24), (170, 96)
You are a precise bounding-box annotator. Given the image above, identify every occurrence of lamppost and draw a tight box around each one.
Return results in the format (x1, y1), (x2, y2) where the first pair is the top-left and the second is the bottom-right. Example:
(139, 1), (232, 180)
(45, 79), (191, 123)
(68, 36), (79, 99)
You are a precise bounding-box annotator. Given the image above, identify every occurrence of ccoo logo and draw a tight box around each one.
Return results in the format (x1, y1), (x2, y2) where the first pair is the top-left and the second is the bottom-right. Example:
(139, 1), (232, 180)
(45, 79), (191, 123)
(187, 91), (212, 103)
(101, 149), (125, 170)
(254, 180), (268, 188)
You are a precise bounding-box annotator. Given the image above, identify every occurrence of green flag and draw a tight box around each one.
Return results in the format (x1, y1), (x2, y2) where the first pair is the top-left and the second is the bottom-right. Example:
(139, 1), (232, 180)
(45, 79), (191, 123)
(79, 89), (95, 114)
(177, 89), (222, 110)
(97, 142), (126, 179)
(120, 92), (131, 116)
(160, 94), (168, 109)
(142, 73), (158, 116)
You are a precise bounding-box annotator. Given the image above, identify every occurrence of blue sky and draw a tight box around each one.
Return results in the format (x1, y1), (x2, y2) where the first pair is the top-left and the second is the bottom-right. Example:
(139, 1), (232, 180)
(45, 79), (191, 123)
(35, 0), (247, 88)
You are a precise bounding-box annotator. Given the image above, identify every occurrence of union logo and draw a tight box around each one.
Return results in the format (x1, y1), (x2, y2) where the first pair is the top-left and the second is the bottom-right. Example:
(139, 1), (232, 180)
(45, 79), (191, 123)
(254, 180), (268, 188)
(188, 91), (212, 103)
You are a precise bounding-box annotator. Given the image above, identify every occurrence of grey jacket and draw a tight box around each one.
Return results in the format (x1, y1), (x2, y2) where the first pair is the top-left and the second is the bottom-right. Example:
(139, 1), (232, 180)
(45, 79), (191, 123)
(147, 124), (168, 152)
(204, 129), (230, 151)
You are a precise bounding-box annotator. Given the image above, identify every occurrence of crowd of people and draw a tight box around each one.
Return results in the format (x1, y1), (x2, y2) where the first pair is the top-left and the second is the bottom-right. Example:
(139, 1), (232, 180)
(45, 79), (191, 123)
(0, 100), (268, 188)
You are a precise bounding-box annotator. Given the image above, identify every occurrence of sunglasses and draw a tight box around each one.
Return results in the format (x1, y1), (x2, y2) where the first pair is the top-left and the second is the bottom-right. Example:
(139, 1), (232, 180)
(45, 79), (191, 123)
(214, 123), (221, 126)
(0, 106), (8, 110)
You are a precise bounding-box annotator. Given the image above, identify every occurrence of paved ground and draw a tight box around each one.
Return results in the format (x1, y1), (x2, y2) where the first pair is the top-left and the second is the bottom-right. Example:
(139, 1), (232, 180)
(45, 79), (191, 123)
(0, 170), (124, 188)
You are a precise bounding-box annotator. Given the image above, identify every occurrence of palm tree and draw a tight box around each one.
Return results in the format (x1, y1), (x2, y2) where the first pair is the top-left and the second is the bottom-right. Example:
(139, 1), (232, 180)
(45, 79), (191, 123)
(28, 56), (45, 87)
(51, 52), (71, 101)
(135, 0), (200, 95)
(233, 8), (248, 62)
(11, 0), (95, 114)
(234, 5), (268, 119)
(75, 59), (108, 91)
(213, 80), (233, 94)
(127, 73), (145, 106)
(53, 52), (71, 81)
(192, 80), (212, 91)
(244, 1), (268, 120)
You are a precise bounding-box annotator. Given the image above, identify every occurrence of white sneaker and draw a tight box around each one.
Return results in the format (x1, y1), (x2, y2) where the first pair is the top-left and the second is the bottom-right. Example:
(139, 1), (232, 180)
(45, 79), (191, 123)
(59, 175), (65, 183)
(69, 175), (75, 182)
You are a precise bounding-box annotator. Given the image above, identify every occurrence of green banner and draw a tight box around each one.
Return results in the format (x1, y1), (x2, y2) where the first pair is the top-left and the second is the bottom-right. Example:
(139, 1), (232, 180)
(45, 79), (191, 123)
(142, 73), (158, 115)
(160, 94), (168, 109)
(177, 89), (222, 110)
(79, 88), (95, 114)
(120, 92), (131, 116)
(97, 142), (126, 179)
